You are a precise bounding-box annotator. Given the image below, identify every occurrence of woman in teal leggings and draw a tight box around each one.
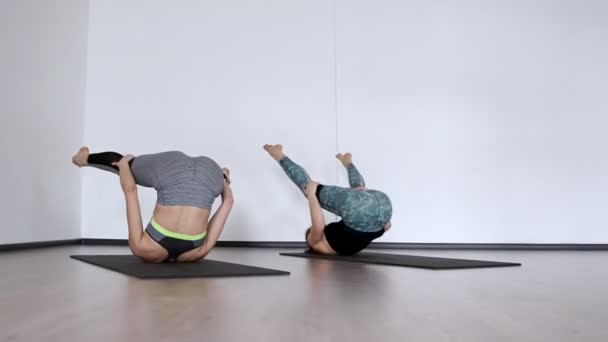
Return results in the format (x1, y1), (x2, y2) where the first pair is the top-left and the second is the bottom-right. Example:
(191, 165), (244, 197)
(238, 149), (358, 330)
(264, 144), (392, 255)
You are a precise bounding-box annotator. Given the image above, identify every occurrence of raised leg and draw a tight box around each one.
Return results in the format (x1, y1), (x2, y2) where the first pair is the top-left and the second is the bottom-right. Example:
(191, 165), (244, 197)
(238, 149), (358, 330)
(72, 146), (158, 188)
(346, 164), (365, 188)
(264, 144), (311, 194)
(336, 153), (366, 188)
(315, 185), (348, 217)
(72, 146), (130, 174)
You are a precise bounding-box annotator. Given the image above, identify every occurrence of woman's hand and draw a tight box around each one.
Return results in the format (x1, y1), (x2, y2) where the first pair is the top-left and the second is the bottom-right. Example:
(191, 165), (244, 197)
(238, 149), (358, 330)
(112, 154), (135, 169)
(221, 169), (234, 203)
(305, 181), (319, 199)
(222, 167), (231, 185)
(113, 155), (136, 193)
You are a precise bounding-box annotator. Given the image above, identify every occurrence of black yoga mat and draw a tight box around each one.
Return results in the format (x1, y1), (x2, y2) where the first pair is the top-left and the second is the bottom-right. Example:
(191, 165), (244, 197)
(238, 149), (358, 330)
(280, 252), (521, 270)
(71, 255), (290, 279)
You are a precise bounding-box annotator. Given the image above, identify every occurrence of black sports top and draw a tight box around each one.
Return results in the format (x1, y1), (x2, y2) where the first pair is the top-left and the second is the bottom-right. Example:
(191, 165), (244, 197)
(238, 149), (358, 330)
(324, 221), (384, 255)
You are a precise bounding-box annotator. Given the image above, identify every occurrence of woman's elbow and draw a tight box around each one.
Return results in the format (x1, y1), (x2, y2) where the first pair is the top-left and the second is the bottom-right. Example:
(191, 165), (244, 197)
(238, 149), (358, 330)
(128, 240), (146, 257)
(312, 223), (325, 234)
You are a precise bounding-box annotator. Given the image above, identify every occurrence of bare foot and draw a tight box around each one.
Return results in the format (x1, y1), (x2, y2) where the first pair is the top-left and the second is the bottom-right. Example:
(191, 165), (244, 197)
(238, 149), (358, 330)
(72, 147), (89, 167)
(222, 167), (231, 184)
(336, 153), (353, 167)
(263, 144), (285, 161)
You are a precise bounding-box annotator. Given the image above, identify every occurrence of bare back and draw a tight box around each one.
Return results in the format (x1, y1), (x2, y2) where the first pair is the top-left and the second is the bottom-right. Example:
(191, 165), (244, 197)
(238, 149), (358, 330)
(152, 204), (210, 235)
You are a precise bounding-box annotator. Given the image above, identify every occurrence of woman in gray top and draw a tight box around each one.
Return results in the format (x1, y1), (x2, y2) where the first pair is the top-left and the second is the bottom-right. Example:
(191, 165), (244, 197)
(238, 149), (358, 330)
(72, 147), (234, 263)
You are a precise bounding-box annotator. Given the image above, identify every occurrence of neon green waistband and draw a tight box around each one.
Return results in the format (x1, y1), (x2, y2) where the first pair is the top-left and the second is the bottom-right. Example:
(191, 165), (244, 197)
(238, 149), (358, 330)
(150, 218), (207, 241)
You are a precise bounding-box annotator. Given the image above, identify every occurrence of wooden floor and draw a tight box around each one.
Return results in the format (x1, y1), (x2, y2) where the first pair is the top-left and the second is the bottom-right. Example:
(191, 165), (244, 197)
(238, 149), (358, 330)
(0, 246), (606, 342)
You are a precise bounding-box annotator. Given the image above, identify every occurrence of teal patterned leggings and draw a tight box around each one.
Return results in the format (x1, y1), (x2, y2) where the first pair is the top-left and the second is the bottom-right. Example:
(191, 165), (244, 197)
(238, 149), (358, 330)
(278, 156), (392, 232)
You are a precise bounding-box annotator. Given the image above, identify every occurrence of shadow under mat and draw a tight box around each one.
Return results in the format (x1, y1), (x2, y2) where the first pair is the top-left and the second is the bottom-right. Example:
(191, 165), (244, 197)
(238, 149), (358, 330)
(280, 251), (521, 270)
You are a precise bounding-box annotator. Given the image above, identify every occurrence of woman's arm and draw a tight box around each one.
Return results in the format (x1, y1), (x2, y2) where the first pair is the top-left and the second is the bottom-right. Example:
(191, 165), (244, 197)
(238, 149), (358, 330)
(202, 184), (234, 253)
(177, 181), (234, 262)
(305, 181), (326, 245)
(113, 156), (146, 256)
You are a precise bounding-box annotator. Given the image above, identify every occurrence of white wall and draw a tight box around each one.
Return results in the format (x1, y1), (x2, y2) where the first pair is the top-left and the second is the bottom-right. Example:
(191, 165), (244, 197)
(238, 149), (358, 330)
(83, 0), (608, 243)
(336, 0), (608, 243)
(0, 0), (89, 244)
(82, 0), (337, 240)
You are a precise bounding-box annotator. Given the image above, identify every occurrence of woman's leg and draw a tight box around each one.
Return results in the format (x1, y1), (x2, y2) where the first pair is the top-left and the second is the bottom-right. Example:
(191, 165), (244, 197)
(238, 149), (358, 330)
(264, 144), (385, 231)
(264, 145), (365, 218)
(315, 185), (349, 216)
(318, 185), (388, 232)
(88, 152), (128, 173)
(346, 164), (365, 188)
(72, 147), (129, 174)
(278, 157), (311, 193)
(72, 147), (157, 188)
(264, 144), (311, 194)
(336, 153), (366, 188)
